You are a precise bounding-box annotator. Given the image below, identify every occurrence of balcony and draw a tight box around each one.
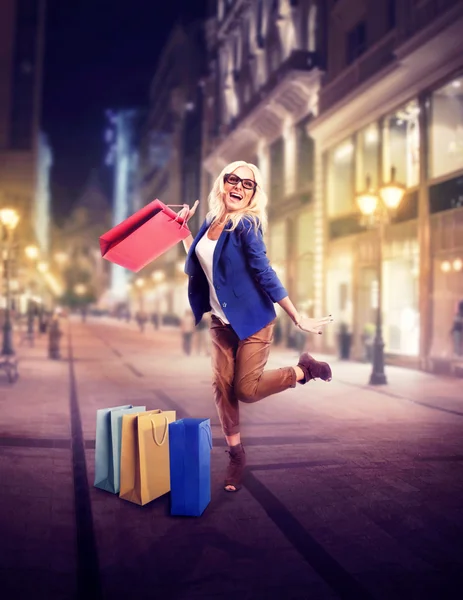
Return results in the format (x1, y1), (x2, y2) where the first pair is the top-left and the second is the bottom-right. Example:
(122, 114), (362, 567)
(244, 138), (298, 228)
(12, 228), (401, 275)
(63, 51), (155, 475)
(219, 50), (320, 139)
(320, 31), (397, 114)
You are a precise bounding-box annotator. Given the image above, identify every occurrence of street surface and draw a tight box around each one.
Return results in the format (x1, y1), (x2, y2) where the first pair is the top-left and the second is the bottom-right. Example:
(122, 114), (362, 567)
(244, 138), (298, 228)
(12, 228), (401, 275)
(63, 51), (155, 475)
(1, 316), (463, 599)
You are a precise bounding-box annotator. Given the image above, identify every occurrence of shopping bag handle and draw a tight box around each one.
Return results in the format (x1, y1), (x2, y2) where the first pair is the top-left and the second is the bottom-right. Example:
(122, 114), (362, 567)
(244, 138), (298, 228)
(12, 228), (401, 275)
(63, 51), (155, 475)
(151, 416), (169, 446)
(166, 204), (190, 230)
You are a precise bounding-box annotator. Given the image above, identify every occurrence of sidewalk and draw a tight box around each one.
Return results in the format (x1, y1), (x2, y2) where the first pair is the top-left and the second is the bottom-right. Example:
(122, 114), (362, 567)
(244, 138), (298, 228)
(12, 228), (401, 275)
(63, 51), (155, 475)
(101, 316), (463, 412)
(1, 317), (463, 599)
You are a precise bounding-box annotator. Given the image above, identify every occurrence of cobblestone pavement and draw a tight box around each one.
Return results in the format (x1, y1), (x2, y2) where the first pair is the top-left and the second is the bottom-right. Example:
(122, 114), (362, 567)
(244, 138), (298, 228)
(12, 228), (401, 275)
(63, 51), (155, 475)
(1, 316), (463, 599)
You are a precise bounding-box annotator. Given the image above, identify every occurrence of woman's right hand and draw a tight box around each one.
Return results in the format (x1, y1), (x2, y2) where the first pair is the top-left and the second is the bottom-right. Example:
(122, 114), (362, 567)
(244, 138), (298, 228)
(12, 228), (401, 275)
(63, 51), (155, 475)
(178, 199), (199, 223)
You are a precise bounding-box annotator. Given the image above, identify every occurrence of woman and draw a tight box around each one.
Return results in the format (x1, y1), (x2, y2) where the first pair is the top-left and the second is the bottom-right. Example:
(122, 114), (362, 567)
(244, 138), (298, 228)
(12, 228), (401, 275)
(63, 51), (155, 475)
(178, 161), (334, 492)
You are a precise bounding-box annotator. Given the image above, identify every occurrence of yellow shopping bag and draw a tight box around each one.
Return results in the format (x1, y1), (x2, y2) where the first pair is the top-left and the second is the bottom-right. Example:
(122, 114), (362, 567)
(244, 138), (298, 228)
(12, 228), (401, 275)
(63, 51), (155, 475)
(119, 409), (176, 506)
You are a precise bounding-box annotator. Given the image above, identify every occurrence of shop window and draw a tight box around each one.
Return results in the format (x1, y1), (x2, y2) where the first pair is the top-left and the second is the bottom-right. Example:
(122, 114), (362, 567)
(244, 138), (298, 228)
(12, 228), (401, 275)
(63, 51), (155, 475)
(429, 174), (463, 214)
(346, 21), (366, 65)
(383, 254), (420, 356)
(327, 138), (354, 217)
(430, 76), (463, 179)
(356, 123), (379, 192)
(382, 99), (420, 188)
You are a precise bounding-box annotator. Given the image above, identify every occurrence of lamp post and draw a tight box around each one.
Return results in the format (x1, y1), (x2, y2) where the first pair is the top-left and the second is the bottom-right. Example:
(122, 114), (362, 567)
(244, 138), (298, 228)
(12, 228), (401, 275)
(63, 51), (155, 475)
(0, 208), (20, 356)
(356, 168), (406, 385)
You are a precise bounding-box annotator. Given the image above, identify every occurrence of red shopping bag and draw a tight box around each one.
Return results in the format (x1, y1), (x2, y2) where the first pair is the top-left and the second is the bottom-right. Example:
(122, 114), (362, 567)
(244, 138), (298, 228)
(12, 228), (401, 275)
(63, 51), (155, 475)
(99, 199), (190, 272)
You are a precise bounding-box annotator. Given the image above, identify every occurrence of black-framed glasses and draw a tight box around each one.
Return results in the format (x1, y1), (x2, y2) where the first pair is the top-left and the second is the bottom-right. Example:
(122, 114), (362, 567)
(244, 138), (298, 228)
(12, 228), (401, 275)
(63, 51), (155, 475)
(224, 173), (257, 191)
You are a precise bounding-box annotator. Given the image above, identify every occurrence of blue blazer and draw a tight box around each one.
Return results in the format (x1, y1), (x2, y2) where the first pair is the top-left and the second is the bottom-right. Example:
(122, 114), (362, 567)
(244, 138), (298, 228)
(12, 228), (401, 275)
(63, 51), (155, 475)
(184, 217), (288, 340)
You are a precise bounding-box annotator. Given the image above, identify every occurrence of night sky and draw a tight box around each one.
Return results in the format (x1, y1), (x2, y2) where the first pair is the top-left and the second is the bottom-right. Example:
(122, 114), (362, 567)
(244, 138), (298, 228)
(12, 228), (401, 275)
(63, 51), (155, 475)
(42, 0), (207, 222)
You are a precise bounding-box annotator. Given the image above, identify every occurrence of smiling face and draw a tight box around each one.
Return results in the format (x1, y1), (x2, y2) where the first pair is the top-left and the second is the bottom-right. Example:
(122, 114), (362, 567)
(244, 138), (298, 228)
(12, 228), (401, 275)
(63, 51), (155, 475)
(223, 165), (256, 214)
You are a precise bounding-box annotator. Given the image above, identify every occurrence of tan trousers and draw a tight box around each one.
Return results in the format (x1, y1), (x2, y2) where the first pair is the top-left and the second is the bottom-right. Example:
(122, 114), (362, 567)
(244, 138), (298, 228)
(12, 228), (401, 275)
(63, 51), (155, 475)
(210, 315), (297, 436)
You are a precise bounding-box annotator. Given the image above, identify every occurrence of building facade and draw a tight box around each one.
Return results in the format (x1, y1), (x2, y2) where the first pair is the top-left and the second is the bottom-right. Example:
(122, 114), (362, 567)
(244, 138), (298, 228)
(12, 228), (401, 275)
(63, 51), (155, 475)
(53, 171), (112, 308)
(308, 0), (463, 370)
(105, 108), (145, 305)
(0, 0), (47, 242)
(134, 21), (207, 321)
(202, 0), (326, 342)
(34, 131), (52, 255)
(0, 0), (57, 317)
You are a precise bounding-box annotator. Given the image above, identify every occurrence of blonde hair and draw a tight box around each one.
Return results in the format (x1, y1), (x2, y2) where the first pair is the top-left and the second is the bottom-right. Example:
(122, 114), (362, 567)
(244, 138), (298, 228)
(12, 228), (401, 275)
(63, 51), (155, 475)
(206, 161), (268, 234)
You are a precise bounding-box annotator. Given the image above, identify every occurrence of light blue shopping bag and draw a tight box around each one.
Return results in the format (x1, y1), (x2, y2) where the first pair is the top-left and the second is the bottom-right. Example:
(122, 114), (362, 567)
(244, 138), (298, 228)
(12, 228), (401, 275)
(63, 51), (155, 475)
(169, 418), (213, 517)
(94, 404), (145, 494)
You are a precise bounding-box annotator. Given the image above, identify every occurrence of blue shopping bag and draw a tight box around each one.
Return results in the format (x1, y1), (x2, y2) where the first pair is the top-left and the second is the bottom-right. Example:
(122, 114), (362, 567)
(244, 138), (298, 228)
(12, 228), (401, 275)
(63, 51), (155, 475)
(94, 404), (145, 494)
(169, 418), (213, 517)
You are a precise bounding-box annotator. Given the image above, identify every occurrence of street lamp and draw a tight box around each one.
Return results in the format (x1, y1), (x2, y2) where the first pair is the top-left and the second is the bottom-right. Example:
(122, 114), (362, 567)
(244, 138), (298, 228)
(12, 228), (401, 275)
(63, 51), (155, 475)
(25, 245), (39, 260)
(356, 168), (406, 385)
(0, 208), (20, 356)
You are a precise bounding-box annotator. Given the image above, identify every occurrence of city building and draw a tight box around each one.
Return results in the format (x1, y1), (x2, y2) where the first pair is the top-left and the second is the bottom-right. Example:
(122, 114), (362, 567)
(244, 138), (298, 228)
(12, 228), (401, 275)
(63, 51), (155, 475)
(53, 171), (112, 308)
(34, 131), (52, 255)
(0, 0), (54, 315)
(307, 0), (463, 371)
(202, 0), (326, 343)
(0, 0), (47, 242)
(134, 20), (207, 322)
(104, 108), (146, 306)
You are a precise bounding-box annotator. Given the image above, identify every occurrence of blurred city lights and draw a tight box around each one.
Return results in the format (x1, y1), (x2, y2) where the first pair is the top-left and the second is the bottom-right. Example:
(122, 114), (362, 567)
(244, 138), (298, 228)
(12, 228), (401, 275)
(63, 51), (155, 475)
(379, 167), (406, 210)
(25, 245), (39, 260)
(441, 261), (451, 272)
(54, 251), (68, 265)
(152, 271), (165, 283)
(74, 284), (87, 296)
(0, 207), (19, 229)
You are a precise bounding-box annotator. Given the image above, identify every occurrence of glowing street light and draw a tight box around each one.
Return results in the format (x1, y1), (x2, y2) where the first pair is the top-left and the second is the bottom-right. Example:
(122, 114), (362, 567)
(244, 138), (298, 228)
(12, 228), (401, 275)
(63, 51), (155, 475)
(379, 167), (407, 210)
(152, 270), (165, 283)
(25, 245), (39, 260)
(0, 208), (20, 230)
(355, 176), (378, 216)
(37, 261), (49, 274)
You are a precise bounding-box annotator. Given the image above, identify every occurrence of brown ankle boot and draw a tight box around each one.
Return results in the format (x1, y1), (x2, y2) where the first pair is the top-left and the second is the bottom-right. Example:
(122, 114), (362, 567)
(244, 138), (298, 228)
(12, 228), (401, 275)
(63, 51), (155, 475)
(224, 443), (246, 492)
(297, 352), (332, 384)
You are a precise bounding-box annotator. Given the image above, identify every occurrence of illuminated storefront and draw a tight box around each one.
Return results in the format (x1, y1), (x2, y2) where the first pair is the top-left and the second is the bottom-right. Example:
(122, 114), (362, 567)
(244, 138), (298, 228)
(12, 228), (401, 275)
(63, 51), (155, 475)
(311, 60), (463, 368)
(428, 75), (463, 360)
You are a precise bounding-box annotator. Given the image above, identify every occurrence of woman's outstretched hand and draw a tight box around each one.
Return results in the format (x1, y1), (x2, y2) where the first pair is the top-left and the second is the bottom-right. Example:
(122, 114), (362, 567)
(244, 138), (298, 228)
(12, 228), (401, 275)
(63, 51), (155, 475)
(297, 315), (334, 335)
(178, 199), (199, 223)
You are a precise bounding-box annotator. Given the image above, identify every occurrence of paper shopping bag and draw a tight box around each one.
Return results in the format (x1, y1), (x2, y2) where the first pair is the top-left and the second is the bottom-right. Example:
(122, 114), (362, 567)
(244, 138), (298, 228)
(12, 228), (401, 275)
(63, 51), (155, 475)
(119, 409), (176, 506)
(94, 404), (146, 494)
(169, 418), (213, 517)
(99, 199), (190, 272)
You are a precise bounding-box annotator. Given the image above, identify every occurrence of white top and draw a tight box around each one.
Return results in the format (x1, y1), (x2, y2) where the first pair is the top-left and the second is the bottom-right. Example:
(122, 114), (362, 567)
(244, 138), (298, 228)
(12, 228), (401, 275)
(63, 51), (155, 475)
(195, 231), (230, 324)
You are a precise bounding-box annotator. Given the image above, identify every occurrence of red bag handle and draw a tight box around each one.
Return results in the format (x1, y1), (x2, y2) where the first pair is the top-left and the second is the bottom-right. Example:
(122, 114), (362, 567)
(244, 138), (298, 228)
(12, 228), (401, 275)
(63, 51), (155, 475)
(165, 204), (190, 230)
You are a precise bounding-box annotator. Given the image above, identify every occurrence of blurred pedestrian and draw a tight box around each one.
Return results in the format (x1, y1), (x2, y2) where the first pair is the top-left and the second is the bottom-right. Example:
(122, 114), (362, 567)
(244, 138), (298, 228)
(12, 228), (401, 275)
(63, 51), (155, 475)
(180, 309), (195, 355)
(135, 311), (147, 332)
(451, 300), (463, 357)
(178, 161), (334, 493)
